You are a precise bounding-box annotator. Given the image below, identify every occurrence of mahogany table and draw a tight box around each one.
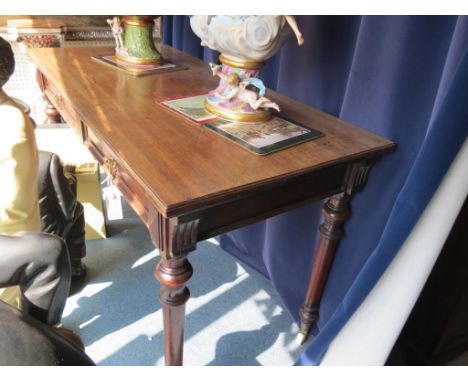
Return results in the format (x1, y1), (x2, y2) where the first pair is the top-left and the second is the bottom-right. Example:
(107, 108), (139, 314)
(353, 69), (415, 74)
(29, 46), (395, 365)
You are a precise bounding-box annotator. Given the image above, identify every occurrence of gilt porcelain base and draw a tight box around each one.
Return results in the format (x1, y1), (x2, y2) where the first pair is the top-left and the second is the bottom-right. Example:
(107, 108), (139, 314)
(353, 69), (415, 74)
(206, 55), (272, 123)
(204, 97), (271, 123)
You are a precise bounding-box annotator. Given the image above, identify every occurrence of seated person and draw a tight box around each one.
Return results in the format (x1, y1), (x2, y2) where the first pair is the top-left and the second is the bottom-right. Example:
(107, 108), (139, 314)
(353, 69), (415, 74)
(0, 36), (86, 306)
(0, 232), (93, 365)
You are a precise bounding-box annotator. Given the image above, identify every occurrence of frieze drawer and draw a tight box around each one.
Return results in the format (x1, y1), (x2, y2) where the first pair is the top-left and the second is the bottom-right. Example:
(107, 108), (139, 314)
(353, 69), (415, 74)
(81, 124), (151, 223)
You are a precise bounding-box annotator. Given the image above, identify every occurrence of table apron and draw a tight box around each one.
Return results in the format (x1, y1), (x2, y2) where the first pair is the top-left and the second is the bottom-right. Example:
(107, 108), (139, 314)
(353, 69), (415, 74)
(179, 162), (350, 241)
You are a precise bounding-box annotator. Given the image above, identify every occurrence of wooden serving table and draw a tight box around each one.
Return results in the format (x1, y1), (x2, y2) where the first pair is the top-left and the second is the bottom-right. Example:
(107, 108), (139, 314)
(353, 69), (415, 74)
(28, 46), (394, 365)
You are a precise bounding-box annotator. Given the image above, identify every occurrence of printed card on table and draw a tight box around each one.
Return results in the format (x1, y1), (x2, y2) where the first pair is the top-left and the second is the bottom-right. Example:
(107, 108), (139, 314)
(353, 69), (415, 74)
(205, 116), (323, 155)
(160, 94), (217, 123)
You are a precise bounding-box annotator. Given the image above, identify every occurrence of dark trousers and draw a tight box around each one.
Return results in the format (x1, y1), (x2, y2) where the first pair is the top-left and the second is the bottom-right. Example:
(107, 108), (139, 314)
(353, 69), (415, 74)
(0, 233), (70, 326)
(37, 151), (86, 265)
(0, 233), (94, 365)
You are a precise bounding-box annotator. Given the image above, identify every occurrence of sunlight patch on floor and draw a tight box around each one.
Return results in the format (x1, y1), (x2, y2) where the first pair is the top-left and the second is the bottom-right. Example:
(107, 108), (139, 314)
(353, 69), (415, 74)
(86, 310), (163, 364)
(131, 250), (159, 269)
(79, 314), (101, 330)
(206, 237), (220, 246)
(63, 282), (112, 317)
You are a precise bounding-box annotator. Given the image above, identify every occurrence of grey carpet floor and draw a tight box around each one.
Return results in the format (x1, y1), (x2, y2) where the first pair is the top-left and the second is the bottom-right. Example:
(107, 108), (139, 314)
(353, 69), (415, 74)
(62, 205), (310, 365)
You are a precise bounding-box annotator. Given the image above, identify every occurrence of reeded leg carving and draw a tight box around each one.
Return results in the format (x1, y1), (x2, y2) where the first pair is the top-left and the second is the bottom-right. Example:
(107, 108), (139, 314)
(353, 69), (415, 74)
(149, 212), (199, 366)
(298, 193), (351, 344)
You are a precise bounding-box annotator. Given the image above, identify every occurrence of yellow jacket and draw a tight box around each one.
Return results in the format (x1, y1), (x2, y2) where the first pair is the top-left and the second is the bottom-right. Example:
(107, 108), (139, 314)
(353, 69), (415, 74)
(0, 89), (40, 235)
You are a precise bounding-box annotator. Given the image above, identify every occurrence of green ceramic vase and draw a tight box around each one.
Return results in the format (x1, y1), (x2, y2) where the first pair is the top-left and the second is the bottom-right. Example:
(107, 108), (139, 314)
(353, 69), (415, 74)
(118, 16), (163, 65)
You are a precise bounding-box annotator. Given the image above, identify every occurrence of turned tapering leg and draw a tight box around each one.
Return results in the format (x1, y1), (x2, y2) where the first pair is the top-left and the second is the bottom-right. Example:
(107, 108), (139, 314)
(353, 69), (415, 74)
(155, 256), (193, 366)
(149, 214), (199, 366)
(298, 193), (351, 344)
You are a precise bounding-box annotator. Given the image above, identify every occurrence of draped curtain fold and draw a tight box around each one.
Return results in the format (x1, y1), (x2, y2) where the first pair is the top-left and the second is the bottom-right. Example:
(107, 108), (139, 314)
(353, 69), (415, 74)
(162, 16), (468, 365)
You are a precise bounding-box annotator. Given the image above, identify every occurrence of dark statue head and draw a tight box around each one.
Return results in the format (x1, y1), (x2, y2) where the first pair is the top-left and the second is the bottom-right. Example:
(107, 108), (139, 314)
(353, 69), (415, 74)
(0, 36), (15, 89)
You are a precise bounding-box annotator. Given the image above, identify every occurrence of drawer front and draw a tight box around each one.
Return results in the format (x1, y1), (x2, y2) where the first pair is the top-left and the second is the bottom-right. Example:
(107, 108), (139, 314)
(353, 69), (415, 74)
(42, 75), (83, 140)
(82, 124), (152, 224)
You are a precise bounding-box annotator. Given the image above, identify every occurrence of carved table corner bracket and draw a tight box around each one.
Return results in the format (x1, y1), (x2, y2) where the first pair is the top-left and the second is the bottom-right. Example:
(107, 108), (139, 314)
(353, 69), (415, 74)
(343, 159), (375, 197)
(147, 208), (200, 259)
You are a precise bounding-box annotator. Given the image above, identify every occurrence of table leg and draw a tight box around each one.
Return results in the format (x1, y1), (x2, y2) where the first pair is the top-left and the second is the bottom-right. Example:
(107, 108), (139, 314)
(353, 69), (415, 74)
(36, 69), (62, 123)
(150, 215), (199, 366)
(298, 193), (351, 344)
(156, 256), (193, 366)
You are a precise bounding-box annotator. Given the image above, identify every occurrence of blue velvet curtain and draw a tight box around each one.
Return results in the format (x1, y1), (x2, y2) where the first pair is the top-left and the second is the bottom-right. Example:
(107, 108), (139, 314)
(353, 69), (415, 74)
(163, 16), (468, 365)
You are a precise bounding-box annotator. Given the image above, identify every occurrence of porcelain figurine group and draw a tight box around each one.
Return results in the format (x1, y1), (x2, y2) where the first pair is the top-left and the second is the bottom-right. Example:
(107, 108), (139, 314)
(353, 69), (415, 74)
(107, 17), (128, 58)
(191, 15), (304, 122)
(209, 63), (280, 113)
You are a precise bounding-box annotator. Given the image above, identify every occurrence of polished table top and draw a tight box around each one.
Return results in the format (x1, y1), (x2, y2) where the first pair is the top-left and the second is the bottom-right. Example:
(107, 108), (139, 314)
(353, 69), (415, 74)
(28, 46), (394, 220)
